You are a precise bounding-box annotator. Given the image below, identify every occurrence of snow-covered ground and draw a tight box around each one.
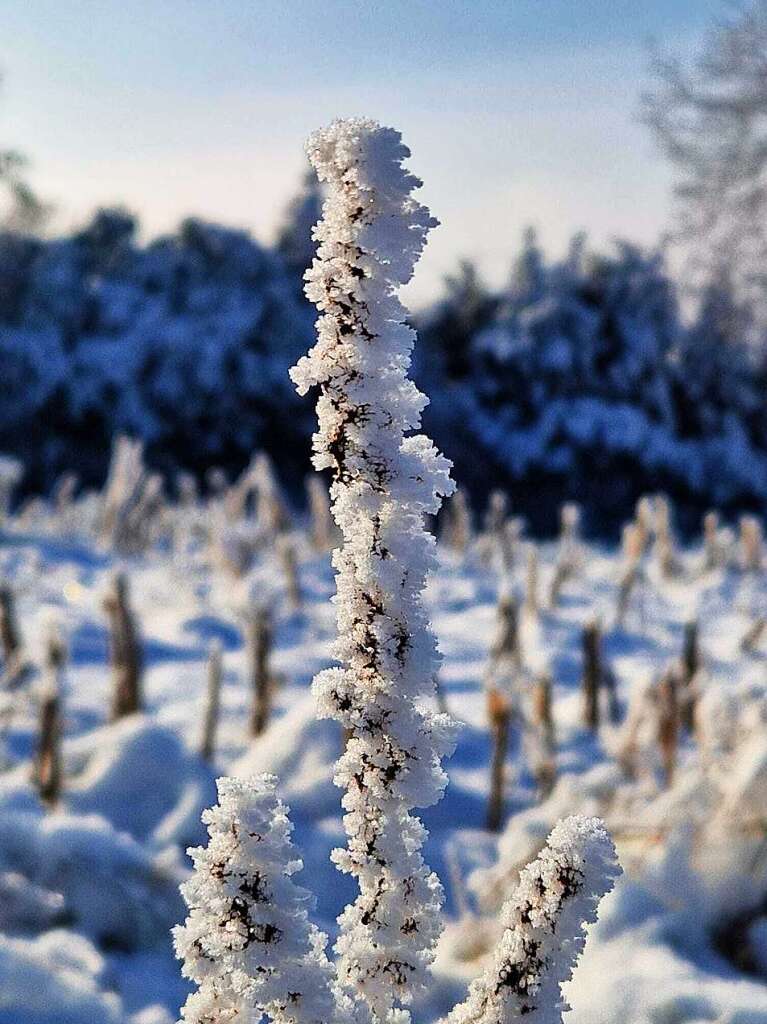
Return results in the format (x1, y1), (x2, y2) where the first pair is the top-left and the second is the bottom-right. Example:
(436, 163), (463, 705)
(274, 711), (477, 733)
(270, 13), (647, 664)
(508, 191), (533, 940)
(1, 495), (767, 1024)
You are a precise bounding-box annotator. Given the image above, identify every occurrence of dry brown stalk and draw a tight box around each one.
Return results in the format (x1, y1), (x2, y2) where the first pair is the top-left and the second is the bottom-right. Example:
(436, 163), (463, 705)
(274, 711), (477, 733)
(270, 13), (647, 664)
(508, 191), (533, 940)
(247, 606), (273, 737)
(486, 686), (512, 832)
(103, 573), (143, 720)
(200, 640), (223, 761)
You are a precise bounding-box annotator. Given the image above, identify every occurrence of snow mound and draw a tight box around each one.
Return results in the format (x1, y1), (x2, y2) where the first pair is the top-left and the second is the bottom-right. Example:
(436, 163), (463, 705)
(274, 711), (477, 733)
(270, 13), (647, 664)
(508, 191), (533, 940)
(568, 881), (767, 1024)
(0, 807), (184, 949)
(66, 715), (217, 848)
(0, 929), (124, 1024)
(232, 693), (341, 820)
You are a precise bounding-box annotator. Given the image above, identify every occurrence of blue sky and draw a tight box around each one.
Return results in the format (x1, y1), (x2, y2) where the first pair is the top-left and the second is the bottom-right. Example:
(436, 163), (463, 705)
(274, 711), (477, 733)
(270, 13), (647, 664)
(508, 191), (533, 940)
(0, 1), (720, 304)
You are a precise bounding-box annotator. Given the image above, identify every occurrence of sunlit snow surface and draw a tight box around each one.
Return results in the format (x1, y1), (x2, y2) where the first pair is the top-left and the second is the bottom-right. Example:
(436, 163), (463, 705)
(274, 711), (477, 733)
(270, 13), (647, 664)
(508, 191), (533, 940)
(1, 516), (767, 1023)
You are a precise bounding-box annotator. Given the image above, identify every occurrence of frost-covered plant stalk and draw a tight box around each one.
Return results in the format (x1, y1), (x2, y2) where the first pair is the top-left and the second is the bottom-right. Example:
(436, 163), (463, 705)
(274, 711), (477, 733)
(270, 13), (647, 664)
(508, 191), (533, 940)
(176, 119), (620, 1024)
(290, 118), (456, 1022)
(174, 775), (338, 1024)
(446, 817), (620, 1024)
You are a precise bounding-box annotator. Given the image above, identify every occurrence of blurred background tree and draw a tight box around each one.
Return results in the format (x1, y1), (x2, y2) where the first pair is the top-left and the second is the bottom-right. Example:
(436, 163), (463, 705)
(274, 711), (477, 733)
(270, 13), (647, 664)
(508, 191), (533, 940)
(2, 9), (767, 533)
(0, 76), (47, 233)
(644, 1), (767, 347)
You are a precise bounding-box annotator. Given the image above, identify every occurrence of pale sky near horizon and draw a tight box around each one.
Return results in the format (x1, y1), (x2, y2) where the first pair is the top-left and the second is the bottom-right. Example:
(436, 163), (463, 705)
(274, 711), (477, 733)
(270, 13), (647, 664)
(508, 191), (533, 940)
(0, 1), (721, 306)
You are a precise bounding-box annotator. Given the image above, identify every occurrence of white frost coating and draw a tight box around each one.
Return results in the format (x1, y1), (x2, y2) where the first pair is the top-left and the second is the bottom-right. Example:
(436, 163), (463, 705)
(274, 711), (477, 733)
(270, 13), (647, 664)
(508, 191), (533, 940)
(175, 121), (618, 1024)
(446, 816), (621, 1024)
(173, 774), (338, 1024)
(291, 118), (457, 1023)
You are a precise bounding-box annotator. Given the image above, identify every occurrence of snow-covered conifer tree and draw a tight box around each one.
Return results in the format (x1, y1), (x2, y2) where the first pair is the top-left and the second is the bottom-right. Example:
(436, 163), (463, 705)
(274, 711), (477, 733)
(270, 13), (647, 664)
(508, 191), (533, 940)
(174, 774), (338, 1024)
(446, 816), (620, 1024)
(290, 118), (457, 1022)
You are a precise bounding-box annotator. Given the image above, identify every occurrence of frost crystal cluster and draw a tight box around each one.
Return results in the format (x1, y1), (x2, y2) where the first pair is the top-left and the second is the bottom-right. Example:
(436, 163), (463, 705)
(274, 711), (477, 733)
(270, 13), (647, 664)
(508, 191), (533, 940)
(291, 118), (457, 1021)
(173, 775), (338, 1024)
(175, 119), (620, 1024)
(447, 817), (620, 1024)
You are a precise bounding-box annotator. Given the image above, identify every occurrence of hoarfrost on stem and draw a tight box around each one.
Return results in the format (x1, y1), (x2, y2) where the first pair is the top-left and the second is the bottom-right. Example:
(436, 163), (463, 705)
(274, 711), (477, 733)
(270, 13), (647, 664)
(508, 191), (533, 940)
(446, 816), (621, 1024)
(173, 774), (339, 1024)
(175, 118), (621, 1024)
(291, 118), (457, 1024)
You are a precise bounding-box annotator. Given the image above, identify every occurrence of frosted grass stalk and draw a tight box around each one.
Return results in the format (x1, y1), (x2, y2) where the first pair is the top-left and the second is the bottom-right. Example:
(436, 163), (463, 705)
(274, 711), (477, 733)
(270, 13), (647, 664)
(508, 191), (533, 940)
(291, 118), (457, 1023)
